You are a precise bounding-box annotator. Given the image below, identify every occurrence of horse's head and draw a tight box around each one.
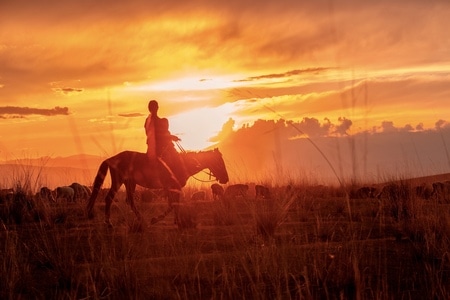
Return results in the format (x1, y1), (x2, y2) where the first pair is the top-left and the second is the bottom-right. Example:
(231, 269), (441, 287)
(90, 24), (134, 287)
(207, 148), (229, 184)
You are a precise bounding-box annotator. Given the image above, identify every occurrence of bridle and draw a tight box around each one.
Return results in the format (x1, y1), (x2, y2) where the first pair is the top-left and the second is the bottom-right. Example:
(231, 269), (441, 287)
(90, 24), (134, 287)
(175, 140), (218, 183)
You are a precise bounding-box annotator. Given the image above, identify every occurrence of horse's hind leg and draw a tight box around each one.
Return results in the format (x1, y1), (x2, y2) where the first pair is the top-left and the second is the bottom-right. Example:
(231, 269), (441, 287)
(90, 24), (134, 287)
(150, 189), (180, 225)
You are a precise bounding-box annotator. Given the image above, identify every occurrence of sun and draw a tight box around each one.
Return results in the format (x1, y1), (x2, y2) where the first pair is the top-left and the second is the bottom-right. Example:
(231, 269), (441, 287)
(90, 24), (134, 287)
(169, 103), (236, 151)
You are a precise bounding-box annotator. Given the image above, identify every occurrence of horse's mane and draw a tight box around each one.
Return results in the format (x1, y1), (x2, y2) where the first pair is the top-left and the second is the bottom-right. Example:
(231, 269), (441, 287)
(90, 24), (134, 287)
(179, 149), (215, 156)
(180, 148), (218, 154)
(179, 149), (218, 165)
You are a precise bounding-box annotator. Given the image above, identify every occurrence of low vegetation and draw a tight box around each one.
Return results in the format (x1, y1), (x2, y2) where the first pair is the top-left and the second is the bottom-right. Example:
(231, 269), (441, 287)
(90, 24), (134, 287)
(1, 178), (450, 299)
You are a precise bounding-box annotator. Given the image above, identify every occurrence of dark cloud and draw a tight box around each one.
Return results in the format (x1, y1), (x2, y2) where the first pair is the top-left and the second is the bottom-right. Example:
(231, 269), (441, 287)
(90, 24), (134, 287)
(217, 117), (351, 144)
(334, 117), (352, 135)
(53, 87), (84, 94)
(0, 106), (69, 117)
(118, 112), (144, 117)
(377, 120), (428, 133)
(416, 123), (424, 131)
(217, 117), (447, 149)
(293, 117), (332, 137)
(214, 115), (450, 182)
(235, 68), (332, 82)
(435, 119), (450, 129)
(381, 121), (397, 132)
(401, 124), (414, 132)
(0, 115), (25, 119)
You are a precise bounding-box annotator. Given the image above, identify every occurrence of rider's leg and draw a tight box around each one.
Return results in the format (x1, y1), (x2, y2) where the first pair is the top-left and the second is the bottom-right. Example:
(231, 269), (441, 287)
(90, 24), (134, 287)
(157, 157), (182, 190)
(146, 153), (163, 187)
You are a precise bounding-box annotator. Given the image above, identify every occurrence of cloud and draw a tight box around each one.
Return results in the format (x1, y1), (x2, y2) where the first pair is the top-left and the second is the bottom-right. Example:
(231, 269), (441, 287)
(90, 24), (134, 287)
(0, 115), (24, 120)
(217, 116), (450, 183)
(216, 117), (351, 142)
(416, 123), (424, 131)
(226, 74), (450, 137)
(435, 119), (450, 130)
(215, 116), (448, 147)
(2, 0), (448, 94)
(401, 124), (414, 132)
(53, 87), (84, 95)
(292, 117), (332, 137)
(118, 112), (144, 117)
(0, 106), (70, 117)
(209, 117), (235, 143)
(376, 120), (428, 133)
(334, 117), (352, 135)
(1, 0), (450, 128)
(380, 121), (397, 132)
(235, 68), (332, 82)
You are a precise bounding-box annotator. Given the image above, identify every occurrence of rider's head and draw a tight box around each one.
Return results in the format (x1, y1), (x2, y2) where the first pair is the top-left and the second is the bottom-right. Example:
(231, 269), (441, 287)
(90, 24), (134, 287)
(148, 100), (159, 114)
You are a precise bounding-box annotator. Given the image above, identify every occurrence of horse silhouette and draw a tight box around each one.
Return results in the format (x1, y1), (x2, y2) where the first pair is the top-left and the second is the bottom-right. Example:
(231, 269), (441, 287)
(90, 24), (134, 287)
(86, 148), (229, 226)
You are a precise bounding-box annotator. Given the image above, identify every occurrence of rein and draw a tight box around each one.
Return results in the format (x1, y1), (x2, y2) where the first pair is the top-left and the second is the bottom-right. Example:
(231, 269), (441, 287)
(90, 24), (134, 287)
(191, 175), (216, 183)
(175, 140), (186, 153)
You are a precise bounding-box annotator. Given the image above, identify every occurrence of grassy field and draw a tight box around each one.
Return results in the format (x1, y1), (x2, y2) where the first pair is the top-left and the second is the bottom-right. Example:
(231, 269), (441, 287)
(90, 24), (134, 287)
(1, 179), (450, 299)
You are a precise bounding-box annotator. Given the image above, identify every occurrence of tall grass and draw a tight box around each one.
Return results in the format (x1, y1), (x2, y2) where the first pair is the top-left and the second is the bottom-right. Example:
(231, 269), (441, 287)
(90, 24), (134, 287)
(1, 152), (450, 299)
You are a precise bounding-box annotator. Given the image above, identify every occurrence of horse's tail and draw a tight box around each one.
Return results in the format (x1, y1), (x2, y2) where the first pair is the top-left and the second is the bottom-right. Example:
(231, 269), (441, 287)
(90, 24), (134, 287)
(86, 160), (109, 218)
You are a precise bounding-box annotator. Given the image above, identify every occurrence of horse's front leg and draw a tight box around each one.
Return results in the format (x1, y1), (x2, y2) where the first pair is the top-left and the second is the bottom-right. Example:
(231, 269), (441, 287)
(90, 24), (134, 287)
(125, 181), (141, 220)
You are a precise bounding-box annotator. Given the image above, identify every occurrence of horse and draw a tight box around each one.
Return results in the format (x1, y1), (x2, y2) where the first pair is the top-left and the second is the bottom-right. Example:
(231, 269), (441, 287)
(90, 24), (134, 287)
(86, 148), (229, 226)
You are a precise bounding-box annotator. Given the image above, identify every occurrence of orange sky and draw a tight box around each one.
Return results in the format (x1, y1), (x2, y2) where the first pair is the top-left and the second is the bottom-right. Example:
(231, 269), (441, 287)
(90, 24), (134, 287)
(1, 0), (450, 162)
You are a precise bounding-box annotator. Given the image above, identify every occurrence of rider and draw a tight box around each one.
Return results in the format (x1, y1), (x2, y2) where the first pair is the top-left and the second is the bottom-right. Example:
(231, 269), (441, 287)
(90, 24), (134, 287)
(144, 100), (187, 188)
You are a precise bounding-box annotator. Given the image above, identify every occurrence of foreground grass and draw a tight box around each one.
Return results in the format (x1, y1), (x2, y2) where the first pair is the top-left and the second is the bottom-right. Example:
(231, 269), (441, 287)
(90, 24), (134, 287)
(0, 182), (449, 299)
